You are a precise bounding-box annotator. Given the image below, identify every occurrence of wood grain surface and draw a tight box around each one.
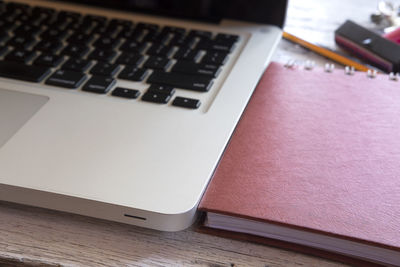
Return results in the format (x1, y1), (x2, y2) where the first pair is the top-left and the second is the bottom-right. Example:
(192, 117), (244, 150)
(0, 0), (393, 266)
(0, 201), (347, 267)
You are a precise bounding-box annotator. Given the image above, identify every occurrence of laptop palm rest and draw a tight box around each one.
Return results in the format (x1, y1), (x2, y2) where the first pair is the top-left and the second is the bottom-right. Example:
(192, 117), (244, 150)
(0, 89), (48, 148)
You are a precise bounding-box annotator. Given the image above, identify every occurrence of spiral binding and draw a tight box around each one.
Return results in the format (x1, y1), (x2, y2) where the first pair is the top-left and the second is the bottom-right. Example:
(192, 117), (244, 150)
(389, 72), (398, 81)
(324, 63), (335, 72)
(345, 66), (355, 75)
(367, 69), (378, 78)
(284, 60), (400, 81)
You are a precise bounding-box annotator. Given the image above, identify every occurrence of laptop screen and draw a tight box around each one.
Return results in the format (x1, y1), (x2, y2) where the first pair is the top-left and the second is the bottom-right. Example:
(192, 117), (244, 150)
(61, 0), (287, 27)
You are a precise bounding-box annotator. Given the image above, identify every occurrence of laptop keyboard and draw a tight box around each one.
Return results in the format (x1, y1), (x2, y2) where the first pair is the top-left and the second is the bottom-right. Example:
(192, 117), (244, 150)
(0, 1), (240, 109)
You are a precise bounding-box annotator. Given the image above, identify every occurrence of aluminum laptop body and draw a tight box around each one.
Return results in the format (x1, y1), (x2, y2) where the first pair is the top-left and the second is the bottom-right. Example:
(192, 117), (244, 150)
(0, 0), (287, 231)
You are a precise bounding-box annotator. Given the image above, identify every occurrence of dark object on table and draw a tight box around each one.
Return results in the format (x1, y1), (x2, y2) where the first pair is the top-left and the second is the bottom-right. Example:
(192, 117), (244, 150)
(335, 20), (400, 73)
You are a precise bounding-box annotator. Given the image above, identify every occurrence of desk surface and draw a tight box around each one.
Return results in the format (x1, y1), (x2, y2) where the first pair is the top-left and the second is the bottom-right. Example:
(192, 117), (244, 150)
(0, 0), (389, 266)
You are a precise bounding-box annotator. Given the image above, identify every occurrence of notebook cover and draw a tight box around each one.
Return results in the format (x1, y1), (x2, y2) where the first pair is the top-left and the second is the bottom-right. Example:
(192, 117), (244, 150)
(198, 62), (400, 260)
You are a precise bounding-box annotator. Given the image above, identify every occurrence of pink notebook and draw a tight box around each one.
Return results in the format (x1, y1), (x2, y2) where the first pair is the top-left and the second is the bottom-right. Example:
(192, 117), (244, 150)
(199, 62), (400, 266)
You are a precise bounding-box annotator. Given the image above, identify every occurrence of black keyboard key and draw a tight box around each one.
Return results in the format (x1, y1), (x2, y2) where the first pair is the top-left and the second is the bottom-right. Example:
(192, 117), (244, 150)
(13, 24), (41, 37)
(119, 28), (143, 41)
(86, 23), (105, 35)
(34, 40), (63, 54)
(146, 43), (174, 57)
(36, 13), (55, 27)
(116, 27), (132, 38)
(0, 45), (8, 56)
(62, 58), (92, 72)
(8, 3), (28, 12)
(46, 69), (87, 89)
(136, 22), (159, 32)
(2, 5), (19, 14)
(52, 18), (74, 31)
(109, 19), (132, 28)
(119, 40), (147, 53)
(49, 20), (72, 32)
(173, 47), (202, 61)
(34, 53), (64, 67)
(58, 11), (81, 21)
(213, 42), (236, 52)
(89, 23), (107, 34)
(201, 51), (228, 65)
(142, 91), (171, 104)
(82, 76), (115, 94)
(12, 13), (30, 23)
(7, 36), (36, 49)
(172, 97), (201, 109)
(32, 6), (55, 16)
(62, 44), (90, 58)
(172, 61), (220, 77)
(170, 31), (206, 48)
(83, 14), (107, 24)
(67, 33), (95, 45)
(147, 84), (175, 95)
(90, 62), (120, 77)
(5, 2), (30, 13)
(187, 30), (212, 40)
(118, 66), (148, 81)
(162, 26), (186, 35)
(82, 16), (106, 32)
(148, 71), (213, 92)
(215, 33), (239, 43)
(88, 49), (117, 63)
(115, 52), (144, 66)
(70, 22), (92, 34)
(111, 87), (140, 99)
(93, 37), (120, 49)
(15, 13), (34, 24)
(5, 49), (37, 63)
(1, 13), (16, 23)
(143, 56), (172, 71)
(196, 39), (236, 52)
(0, 31), (9, 43)
(0, 19), (14, 32)
(144, 31), (169, 44)
(116, 24), (133, 35)
(169, 34), (195, 47)
(0, 60), (51, 82)
(139, 32), (158, 43)
(40, 28), (68, 40)
(93, 24), (119, 37)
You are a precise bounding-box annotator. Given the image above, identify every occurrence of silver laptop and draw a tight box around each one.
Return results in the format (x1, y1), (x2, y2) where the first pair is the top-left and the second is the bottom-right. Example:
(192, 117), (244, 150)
(0, 0), (286, 231)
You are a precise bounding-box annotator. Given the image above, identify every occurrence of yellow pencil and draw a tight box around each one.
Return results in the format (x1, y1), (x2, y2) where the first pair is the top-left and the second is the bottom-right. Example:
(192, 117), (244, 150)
(282, 31), (370, 72)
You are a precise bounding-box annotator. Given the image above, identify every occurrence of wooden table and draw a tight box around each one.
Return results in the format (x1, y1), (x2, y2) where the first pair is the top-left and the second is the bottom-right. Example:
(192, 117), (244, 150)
(1, 0), (392, 266)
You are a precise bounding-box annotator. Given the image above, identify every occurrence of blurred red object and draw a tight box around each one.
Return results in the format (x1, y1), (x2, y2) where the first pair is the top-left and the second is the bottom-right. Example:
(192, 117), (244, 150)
(383, 27), (400, 44)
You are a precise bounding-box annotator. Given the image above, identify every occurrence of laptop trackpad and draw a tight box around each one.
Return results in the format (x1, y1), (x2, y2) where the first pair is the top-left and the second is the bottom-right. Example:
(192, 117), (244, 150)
(0, 89), (49, 148)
